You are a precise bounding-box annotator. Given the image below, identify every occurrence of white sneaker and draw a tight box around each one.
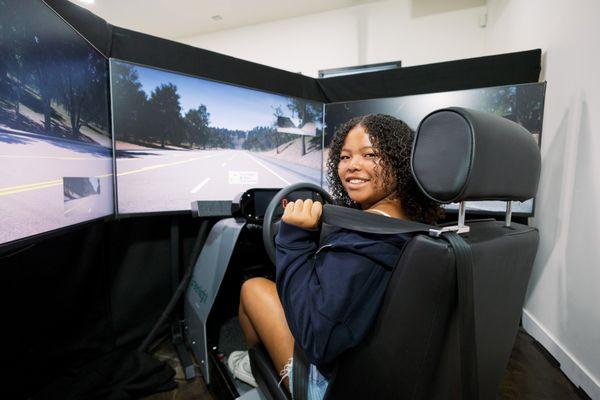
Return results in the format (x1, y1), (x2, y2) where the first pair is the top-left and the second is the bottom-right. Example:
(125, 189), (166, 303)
(227, 350), (258, 387)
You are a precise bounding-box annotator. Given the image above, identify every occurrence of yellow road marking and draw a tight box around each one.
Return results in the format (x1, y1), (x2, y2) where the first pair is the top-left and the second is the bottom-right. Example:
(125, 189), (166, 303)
(0, 154), (92, 161)
(0, 154), (220, 196)
(0, 179), (62, 192)
(0, 180), (62, 196)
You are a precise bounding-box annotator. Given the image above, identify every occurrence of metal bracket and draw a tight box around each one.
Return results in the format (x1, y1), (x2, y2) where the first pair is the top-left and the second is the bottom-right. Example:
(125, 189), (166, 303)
(429, 201), (470, 237)
(505, 201), (513, 227)
(429, 225), (470, 237)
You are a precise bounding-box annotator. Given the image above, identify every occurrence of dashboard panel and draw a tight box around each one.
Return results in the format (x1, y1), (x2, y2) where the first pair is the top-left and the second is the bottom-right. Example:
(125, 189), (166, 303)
(232, 188), (326, 224)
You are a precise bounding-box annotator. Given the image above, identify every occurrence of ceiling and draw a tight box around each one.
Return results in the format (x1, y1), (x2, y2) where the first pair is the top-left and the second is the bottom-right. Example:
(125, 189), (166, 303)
(70, 0), (383, 40)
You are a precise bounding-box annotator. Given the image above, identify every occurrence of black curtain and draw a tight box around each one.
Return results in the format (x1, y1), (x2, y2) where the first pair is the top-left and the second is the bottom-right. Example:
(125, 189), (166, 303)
(43, 0), (540, 104)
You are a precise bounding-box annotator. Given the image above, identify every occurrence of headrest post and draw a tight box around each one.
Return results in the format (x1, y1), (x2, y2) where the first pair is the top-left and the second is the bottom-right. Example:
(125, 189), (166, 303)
(428, 201), (470, 237)
(505, 201), (513, 227)
(458, 201), (466, 229)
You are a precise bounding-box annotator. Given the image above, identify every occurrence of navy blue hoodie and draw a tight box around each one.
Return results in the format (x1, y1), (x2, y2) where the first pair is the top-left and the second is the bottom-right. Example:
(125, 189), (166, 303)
(275, 221), (409, 377)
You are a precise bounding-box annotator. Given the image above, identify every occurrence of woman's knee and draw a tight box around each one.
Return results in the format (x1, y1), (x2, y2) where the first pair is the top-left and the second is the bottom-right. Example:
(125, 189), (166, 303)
(240, 277), (280, 316)
(241, 277), (274, 302)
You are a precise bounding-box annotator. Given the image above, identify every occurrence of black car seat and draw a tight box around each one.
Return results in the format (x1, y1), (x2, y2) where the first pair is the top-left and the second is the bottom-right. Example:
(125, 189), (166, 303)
(249, 107), (541, 400)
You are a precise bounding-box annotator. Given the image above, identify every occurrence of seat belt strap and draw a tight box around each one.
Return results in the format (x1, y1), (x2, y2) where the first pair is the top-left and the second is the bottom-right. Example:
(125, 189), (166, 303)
(292, 342), (310, 400)
(445, 232), (479, 400)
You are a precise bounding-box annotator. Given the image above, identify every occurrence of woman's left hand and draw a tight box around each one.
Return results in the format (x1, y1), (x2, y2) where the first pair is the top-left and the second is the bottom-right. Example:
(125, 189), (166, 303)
(282, 199), (323, 229)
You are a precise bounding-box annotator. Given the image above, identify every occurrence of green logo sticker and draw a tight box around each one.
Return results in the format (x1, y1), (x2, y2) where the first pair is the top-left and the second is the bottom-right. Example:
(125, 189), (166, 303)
(190, 279), (208, 304)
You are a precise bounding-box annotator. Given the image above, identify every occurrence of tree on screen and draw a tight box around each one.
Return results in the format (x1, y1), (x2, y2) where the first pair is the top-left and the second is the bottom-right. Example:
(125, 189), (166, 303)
(306, 101), (324, 152)
(287, 98), (307, 155)
(0, 0), (29, 122)
(1, 0), (109, 140)
(56, 47), (108, 138)
(480, 86), (515, 120)
(272, 105), (284, 153)
(111, 63), (150, 143)
(242, 126), (278, 151)
(269, 105), (298, 153)
(24, 6), (63, 135)
(77, 52), (109, 135)
(286, 98), (323, 156)
(185, 105), (210, 149)
(148, 83), (184, 148)
(208, 127), (237, 149)
(515, 85), (544, 135)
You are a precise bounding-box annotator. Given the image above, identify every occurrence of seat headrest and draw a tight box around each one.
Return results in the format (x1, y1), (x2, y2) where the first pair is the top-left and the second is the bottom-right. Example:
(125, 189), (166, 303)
(411, 107), (541, 204)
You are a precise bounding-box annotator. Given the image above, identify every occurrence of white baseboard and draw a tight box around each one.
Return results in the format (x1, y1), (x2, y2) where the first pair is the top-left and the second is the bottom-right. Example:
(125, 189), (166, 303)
(522, 309), (600, 399)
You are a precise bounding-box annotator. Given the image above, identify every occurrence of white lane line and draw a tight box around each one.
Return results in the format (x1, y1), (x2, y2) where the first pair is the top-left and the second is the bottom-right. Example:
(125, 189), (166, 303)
(117, 153), (219, 176)
(244, 152), (290, 185)
(221, 162), (227, 167)
(190, 178), (210, 194)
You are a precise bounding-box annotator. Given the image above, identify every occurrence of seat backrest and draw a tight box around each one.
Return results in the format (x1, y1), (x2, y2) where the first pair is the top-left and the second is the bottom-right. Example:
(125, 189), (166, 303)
(324, 107), (542, 399)
(431, 220), (538, 399)
(324, 219), (538, 399)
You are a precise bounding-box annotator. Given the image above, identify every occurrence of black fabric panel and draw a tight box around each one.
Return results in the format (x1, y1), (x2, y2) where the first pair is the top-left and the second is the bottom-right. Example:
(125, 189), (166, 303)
(109, 26), (327, 101)
(106, 216), (176, 348)
(3, 216), (181, 398)
(42, 0), (327, 102)
(42, 0), (112, 57)
(4, 221), (114, 398)
(43, 0), (540, 104)
(31, 349), (176, 400)
(319, 49), (542, 102)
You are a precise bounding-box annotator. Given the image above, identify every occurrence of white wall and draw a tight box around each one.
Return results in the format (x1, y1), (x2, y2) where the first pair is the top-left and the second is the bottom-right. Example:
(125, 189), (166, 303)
(179, 1), (488, 77)
(485, 1), (600, 398)
(180, 1), (600, 397)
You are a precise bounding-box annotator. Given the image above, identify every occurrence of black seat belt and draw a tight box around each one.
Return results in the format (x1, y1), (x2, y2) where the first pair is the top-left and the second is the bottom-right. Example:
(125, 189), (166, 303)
(301, 205), (479, 400)
(445, 232), (479, 400)
(292, 342), (310, 400)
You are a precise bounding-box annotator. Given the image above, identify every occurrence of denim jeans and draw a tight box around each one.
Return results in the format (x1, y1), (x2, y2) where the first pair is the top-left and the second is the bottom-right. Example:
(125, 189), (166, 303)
(288, 362), (329, 400)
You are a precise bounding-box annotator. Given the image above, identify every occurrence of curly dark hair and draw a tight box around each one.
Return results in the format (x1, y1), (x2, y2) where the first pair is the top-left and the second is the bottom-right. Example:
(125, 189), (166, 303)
(326, 114), (443, 224)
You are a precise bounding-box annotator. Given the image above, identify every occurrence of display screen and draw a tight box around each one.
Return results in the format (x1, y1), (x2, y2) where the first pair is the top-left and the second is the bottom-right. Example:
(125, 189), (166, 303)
(0, 0), (113, 246)
(324, 83), (546, 215)
(110, 59), (324, 215)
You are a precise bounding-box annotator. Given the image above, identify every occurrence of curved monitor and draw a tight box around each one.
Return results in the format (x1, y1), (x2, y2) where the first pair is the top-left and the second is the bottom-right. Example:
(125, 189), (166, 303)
(324, 82), (546, 216)
(110, 59), (324, 215)
(0, 0), (113, 247)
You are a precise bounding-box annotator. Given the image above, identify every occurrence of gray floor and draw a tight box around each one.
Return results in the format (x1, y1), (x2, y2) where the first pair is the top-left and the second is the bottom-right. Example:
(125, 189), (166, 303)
(144, 326), (590, 400)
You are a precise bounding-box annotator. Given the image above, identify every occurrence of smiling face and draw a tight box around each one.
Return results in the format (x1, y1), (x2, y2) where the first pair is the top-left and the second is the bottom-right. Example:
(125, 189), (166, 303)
(337, 124), (397, 209)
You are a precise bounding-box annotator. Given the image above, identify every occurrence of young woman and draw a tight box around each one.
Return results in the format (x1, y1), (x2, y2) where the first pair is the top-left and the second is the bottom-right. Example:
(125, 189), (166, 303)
(231, 114), (442, 398)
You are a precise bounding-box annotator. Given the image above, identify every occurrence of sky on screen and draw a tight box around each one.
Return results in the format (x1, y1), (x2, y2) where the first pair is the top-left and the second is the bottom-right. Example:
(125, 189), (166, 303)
(134, 64), (294, 131)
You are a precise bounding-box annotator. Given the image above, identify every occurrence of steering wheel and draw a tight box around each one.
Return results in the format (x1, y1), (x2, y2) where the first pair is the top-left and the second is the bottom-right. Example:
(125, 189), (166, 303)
(262, 182), (333, 265)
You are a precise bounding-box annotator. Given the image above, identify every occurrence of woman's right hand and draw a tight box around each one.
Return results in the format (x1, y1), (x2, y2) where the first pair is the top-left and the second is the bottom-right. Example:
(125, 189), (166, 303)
(282, 199), (323, 229)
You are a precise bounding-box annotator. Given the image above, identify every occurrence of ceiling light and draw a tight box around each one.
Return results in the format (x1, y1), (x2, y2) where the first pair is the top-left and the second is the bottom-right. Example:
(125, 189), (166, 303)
(211, 15), (223, 21)
(77, 0), (95, 4)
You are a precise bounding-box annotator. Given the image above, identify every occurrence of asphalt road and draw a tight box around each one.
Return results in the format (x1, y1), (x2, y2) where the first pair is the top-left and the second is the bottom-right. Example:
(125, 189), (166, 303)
(1, 129), (322, 244)
(0, 129), (113, 245)
(116, 148), (322, 214)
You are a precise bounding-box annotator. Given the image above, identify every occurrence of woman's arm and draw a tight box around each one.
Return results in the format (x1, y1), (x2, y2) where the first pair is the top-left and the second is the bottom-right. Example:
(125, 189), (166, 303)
(275, 221), (395, 376)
